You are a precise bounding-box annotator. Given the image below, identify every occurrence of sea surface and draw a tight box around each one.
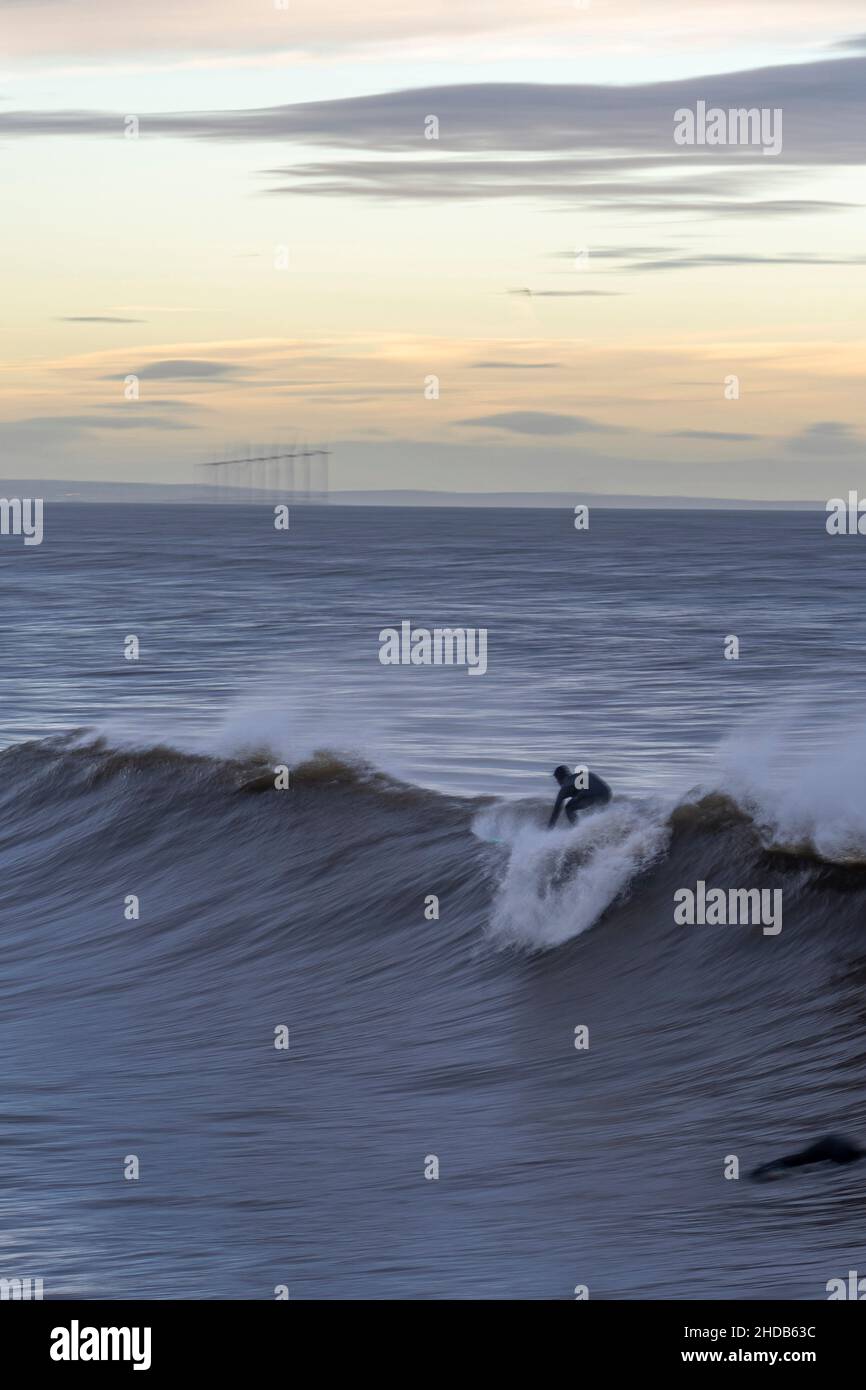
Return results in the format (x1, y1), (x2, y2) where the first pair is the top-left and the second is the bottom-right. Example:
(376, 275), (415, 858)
(2, 501), (866, 1299)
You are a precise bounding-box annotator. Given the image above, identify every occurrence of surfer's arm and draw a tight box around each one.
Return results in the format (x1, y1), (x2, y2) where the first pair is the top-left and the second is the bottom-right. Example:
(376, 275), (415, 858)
(548, 789), (567, 829)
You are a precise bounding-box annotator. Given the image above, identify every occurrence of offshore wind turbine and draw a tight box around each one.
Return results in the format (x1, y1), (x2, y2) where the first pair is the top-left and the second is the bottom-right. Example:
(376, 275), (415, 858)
(198, 441), (332, 502)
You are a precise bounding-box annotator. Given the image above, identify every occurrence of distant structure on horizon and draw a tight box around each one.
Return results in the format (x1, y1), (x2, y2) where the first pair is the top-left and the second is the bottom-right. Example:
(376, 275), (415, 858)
(199, 442), (331, 502)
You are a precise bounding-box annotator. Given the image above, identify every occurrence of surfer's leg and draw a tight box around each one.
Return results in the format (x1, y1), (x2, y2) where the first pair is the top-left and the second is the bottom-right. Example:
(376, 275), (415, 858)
(565, 790), (608, 825)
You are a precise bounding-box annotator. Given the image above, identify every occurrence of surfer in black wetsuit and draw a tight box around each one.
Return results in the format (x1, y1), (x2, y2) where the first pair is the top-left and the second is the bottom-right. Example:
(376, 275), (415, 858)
(548, 765), (612, 829)
(750, 1134), (863, 1181)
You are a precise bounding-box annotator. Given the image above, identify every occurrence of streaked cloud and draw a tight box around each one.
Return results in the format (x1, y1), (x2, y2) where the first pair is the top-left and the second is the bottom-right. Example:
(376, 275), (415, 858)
(455, 411), (622, 436)
(599, 199), (854, 218)
(103, 359), (241, 381)
(2, 412), (195, 432)
(549, 247), (674, 260)
(2, 55), (861, 225)
(508, 289), (623, 297)
(2, 57), (864, 165)
(785, 421), (863, 454)
(470, 361), (560, 370)
(665, 429), (761, 441)
(831, 33), (866, 51)
(623, 252), (866, 272)
(56, 314), (146, 323)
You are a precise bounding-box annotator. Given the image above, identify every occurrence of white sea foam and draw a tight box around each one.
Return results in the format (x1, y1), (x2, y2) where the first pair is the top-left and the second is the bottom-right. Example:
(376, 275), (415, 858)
(85, 686), (409, 781)
(474, 798), (671, 949)
(711, 719), (866, 863)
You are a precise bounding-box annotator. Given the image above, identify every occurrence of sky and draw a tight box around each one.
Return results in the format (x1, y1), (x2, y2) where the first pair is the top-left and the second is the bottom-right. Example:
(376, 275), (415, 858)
(1, 0), (865, 500)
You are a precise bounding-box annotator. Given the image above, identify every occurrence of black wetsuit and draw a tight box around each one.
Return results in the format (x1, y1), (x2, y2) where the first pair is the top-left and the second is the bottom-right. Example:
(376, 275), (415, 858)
(548, 771), (612, 829)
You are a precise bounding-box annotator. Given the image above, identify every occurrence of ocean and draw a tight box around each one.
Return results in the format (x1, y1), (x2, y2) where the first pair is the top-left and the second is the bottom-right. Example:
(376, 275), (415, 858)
(2, 501), (866, 1299)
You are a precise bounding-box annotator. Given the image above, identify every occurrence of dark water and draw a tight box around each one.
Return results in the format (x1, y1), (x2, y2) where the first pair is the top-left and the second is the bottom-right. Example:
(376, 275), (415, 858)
(2, 502), (866, 1299)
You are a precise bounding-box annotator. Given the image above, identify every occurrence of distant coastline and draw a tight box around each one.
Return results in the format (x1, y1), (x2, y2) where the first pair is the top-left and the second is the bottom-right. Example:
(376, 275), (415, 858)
(0, 479), (825, 510)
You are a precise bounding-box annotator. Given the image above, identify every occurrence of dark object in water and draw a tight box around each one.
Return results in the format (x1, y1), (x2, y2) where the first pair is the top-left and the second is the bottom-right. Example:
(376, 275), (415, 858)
(238, 772), (281, 794)
(750, 1133), (863, 1181)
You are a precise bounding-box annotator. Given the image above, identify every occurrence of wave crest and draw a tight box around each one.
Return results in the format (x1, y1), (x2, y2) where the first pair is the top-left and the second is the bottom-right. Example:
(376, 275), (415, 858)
(474, 800), (671, 949)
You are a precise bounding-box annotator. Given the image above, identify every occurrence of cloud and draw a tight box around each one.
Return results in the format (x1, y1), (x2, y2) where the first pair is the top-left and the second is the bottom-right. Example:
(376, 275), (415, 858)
(103, 359), (240, 380)
(2, 54), (865, 164)
(665, 429), (761, 441)
(624, 252), (866, 272)
(785, 421), (863, 455)
(549, 247), (673, 260)
(455, 411), (621, 436)
(601, 199), (854, 218)
(508, 288), (623, 297)
(3, 413), (194, 432)
(259, 159), (751, 206)
(470, 360), (560, 369)
(831, 33), (866, 51)
(56, 315), (146, 323)
(0, 54), (861, 223)
(115, 399), (207, 411)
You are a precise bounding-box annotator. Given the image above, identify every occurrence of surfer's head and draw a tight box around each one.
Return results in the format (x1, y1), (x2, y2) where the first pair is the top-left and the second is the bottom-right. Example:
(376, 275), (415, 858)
(553, 765), (571, 784)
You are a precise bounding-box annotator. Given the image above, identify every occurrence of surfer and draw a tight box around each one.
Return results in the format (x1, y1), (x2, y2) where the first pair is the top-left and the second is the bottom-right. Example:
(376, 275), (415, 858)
(548, 765), (612, 829)
(750, 1134), (863, 1181)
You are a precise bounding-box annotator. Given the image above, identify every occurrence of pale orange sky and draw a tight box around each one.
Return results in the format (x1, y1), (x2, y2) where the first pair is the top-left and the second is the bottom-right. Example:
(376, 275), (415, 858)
(1, 0), (864, 499)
